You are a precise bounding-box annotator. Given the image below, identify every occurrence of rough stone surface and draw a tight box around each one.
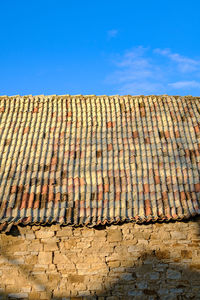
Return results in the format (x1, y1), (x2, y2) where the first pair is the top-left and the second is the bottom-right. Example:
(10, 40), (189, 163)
(0, 217), (200, 299)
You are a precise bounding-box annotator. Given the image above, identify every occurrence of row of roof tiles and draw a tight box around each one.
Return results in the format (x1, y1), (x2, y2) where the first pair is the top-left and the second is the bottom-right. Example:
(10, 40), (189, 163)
(0, 95), (199, 231)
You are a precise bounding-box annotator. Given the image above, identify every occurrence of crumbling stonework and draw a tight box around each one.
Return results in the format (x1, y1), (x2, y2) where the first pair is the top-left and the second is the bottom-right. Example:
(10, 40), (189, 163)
(0, 217), (200, 299)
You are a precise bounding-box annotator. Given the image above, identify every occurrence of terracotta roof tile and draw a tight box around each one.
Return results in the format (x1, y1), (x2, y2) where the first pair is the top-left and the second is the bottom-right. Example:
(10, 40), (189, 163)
(0, 95), (200, 228)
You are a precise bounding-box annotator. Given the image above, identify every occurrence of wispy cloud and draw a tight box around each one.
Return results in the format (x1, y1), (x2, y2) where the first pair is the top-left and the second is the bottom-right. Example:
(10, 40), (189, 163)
(107, 29), (118, 39)
(154, 48), (200, 72)
(105, 46), (200, 95)
(169, 80), (200, 89)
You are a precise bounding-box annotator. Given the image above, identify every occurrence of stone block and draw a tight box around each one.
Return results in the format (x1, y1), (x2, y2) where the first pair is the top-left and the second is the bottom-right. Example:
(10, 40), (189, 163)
(40, 291), (52, 299)
(33, 264), (49, 270)
(10, 258), (25, 265)
(156, 250), (170, 260)
(97, 245), (115, 253)
(53, 252), (73, 265)
(56, 227), (73, 237)
(151, 231), (170, 240)
(61, 239), (77, 249)
(25, 233), (35, 240)
(13, 251), (29, 256)
(48, 274), (61, 284)
(27, 240), (43, 251)
(25, 255), (38, 265)
(21, 287), (31, 293)
(35, 230), (55, 239)
(29, 292), (41, 299)
(170, 231), (186, 240)
(107, 229), (122, 242)
(68, 274), (85, 283)
(47, 224), (61, 231)
(34, 284), (46, 291)
(167, 269), (181, 279)
(107, 261), (120, 268)
(38, 252), (52, 264)
(148, 272), (160, 280)
(8, 293), (28, 299)
(6, 242), (29, 252)
(76, 241), (91, 249)
(43, 242), (58, 251)
(181, 250), (193, 259)
(2, 276), (15, 285)
(82, 228), (95, 237)
(94, 230), (107, 239)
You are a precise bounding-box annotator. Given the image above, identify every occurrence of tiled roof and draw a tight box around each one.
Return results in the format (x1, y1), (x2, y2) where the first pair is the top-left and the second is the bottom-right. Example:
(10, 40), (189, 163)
(0, 95), (200, 230)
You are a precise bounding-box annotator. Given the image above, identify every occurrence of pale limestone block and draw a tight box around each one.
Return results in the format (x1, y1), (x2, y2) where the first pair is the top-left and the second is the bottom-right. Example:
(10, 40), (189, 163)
(81, 229), (95, 237)
(47, 224), (61, 231)
(35, 230), (55, 239)
(76, 262), (90, 269)
(14, 251), (29, 256)
(73, 228), (82, 237)
(76, 241), (91, 249)
(60, 239), (77, 250)
(38, 252), (52, 264)
(21, 287), (31, 293)
(106, 253), (126, 262)
(41, 237), (60, 243)
(56, 227), (73, 237)
(28, 241), (43, 251)
(31, 251), (39, 255)
(43, 242), (58, 251)
(33, 264), (49, 269)
(68, 274), (85, 283)
(7, 242), (29, 252)
(2, 276), (15, 284)
(96, 245), (115, 253)
(150, 231), (171, 240)
(93, 230), (107, 239)
(107, 261), (120, 268)
(77, 267), (108, 276)
(25, 233), (35, 240)
(48, 273), (61, 284)
(107, 229), (122, 242)
(53, 252), (73, 265)
(170, 231), (187, 240)
(34, 284), (46, 292)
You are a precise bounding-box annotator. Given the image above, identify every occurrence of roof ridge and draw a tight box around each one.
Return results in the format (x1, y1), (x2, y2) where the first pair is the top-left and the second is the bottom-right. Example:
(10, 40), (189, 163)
(1, 95), (200, 103)
(0, 94), (199, 98)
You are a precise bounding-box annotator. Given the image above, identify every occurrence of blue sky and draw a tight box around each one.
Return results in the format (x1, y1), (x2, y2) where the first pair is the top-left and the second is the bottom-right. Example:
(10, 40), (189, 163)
(1, 0), (200, 96)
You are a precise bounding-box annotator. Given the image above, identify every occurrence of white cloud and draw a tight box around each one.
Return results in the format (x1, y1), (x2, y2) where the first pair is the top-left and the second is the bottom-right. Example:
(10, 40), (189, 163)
(105, 47), (200, 95)
(169, 81), (200, 89)
(107, 29), (118, 39)
(154, 48), (200, 72)
(106, 46), (166, 94)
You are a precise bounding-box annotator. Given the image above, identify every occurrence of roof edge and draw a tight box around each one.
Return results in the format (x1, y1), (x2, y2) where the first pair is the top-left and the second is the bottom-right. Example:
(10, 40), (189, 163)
(0, 94), (200, 99)
(1, 213), (200, 233)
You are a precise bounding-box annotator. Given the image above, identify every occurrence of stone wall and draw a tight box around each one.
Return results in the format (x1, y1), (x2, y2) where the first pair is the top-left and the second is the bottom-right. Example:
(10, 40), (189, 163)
(0, 217), (200, 300)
